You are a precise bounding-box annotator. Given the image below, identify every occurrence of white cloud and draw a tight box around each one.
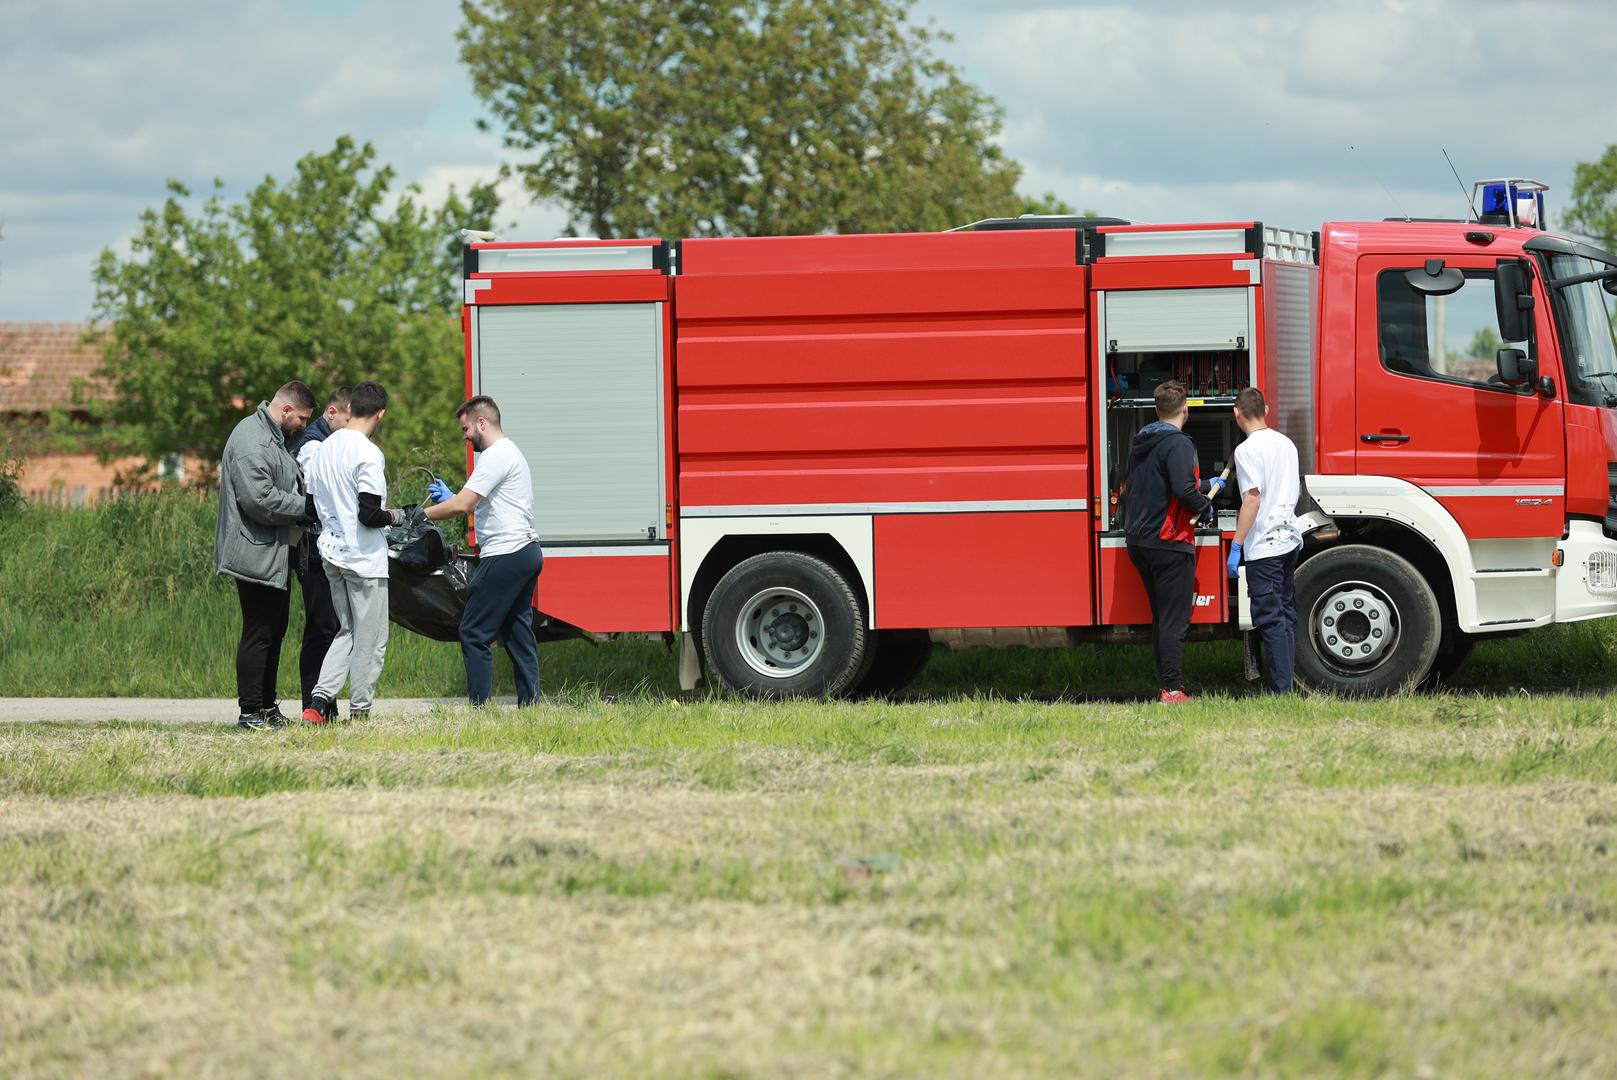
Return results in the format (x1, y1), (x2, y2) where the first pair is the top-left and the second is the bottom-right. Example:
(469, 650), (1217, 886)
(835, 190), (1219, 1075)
(5, 0), (1616, 320)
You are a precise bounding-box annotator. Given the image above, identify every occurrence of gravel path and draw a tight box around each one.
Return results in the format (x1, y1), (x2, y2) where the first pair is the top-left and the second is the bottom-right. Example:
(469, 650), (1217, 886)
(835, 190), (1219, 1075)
(0, 698), (503, 724)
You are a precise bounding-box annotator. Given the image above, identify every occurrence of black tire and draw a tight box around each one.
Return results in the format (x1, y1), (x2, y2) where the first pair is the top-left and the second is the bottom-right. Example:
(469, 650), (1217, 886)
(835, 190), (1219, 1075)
(701, 551), (869, 698)
(1294, 545), (1441, 696)
(850, 629), (935, 698)
(1421, 634), (1477, 690)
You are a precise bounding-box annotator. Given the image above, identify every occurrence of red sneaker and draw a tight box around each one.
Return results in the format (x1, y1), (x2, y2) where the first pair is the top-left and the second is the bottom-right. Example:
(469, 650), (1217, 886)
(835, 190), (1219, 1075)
(302, 706), (330, 725)
(1158, 689), (1192, 704)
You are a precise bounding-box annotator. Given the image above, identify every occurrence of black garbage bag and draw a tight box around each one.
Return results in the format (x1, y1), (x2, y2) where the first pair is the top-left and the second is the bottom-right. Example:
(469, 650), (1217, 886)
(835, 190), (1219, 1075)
(387, 509), (453, 570)
(386, 535), (594, 646)
(388, 557), (472, 642)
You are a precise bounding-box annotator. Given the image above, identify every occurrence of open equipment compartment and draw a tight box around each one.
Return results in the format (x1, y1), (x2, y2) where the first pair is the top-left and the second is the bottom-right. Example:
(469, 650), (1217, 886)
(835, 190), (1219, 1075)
(1089, 225), (1268, 625)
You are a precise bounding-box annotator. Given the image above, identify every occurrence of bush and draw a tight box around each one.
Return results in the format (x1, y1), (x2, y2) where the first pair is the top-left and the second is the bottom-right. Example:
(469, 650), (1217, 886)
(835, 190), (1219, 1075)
(0, 432), (24, 517)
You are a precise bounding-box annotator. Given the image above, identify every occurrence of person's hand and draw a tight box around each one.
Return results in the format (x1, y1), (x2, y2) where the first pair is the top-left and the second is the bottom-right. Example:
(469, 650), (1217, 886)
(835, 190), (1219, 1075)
(427, 478), (454, 504)
(1200, 503), (1218, 528)
(388, 508), (406, 528)
(1207, 477), (1226, 499)
(1227, 541), (1243, 577)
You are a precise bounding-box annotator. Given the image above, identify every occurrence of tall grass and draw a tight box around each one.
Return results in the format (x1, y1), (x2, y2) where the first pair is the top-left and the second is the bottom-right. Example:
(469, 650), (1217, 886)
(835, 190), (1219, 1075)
(1, 492), (1614, 698)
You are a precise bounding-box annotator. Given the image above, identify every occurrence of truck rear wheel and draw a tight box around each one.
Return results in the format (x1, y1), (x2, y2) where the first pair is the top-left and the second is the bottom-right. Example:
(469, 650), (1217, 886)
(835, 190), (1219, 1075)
(1294, 545), (1441, 696)
(701, 551), (869, 698)
(850, 629), (935, 698)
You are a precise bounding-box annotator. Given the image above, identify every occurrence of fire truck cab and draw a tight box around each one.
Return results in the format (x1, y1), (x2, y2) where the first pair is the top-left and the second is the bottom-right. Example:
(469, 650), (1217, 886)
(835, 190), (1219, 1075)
(460, 179), (1617, 696)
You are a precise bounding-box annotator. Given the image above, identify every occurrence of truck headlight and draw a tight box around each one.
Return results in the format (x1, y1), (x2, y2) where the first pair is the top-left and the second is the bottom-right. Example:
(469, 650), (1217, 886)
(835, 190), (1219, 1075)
(1588, 550), (1617, 594)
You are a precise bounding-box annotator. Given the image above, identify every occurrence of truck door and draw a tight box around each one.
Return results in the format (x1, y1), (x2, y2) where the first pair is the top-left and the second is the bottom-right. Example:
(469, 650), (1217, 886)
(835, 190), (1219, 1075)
(1354, 254), (1565, 538)
(466, 240), (675, 631)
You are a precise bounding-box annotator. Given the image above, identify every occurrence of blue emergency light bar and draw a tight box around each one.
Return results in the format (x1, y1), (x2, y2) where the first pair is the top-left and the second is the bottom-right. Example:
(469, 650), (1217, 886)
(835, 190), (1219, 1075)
(1473, 178), (1548, 229)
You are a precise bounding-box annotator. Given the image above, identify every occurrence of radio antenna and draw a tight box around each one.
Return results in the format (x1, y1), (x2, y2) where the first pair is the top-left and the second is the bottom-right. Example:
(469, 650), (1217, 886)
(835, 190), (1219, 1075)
(1442, 149), (1477, 221)
(1380, 182), (1412, 222)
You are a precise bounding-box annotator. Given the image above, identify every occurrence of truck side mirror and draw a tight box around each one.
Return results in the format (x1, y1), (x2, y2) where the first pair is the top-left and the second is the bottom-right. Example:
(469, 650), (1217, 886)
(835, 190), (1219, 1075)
(1496, 347), (1534, 387)
(1495, 259), (1534, 341)
(1404, 259), (1464, 296)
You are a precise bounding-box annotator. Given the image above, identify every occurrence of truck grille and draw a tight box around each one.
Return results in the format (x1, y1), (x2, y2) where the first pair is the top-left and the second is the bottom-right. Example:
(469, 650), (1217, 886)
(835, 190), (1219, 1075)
(1607, 463), (1617, 538)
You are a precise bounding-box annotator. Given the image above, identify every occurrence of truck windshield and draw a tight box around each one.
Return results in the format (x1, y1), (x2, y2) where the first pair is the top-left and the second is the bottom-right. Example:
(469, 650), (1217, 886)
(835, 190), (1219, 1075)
(1546, 253), (1617, 402)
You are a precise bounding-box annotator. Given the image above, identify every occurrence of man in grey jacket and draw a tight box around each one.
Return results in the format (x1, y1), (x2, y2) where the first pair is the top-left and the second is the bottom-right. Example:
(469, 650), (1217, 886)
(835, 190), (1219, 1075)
(215, 382), (317, 729)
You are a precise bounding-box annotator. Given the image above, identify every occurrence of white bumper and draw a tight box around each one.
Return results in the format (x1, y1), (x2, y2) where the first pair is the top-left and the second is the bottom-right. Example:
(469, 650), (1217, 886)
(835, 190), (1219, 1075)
(1555, 520), (1617, 623)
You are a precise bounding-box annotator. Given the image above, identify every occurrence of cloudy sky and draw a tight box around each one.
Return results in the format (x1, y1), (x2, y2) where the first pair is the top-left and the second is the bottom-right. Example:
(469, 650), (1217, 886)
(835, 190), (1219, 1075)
(4, 0), (1615, 322)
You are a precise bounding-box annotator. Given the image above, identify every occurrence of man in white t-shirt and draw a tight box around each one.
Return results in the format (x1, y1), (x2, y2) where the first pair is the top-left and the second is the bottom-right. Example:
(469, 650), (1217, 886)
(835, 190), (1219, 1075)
(302, 381), (410, 723)
(423, 394), (543, 706)
(1228, 387), (1304, 692)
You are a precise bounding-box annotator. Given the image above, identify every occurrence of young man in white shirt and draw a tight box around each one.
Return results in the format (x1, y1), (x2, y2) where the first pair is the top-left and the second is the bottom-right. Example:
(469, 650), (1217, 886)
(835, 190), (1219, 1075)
(302, 381), (409, 723)
(423, 395), (543, 707)
(1228, 387), (1304, 693)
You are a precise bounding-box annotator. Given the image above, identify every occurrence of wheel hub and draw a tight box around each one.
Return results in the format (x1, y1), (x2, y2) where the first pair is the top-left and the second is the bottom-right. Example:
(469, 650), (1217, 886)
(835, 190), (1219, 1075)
(736, 587), (824, 678)
(1314, 585), (1395, 666)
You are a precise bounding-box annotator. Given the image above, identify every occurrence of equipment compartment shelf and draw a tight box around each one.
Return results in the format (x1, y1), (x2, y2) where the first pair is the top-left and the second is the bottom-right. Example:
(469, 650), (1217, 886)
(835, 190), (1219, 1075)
(1108, 396), (1238, 409)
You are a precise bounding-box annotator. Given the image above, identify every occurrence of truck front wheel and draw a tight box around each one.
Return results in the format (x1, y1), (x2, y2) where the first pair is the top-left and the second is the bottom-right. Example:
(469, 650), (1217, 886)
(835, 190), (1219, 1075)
(701, 551), (869, 698)
(1294, 545), (1441, 696)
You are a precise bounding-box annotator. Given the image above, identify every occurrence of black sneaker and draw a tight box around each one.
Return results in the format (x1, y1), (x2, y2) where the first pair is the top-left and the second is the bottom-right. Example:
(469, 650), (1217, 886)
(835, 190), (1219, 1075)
(237, 710), (273, 731)
(260, 702), (291, 727)
(346, 708), (370, 723)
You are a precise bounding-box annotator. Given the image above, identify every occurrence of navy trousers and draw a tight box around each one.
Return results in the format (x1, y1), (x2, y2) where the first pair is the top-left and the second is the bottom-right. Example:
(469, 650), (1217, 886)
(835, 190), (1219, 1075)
(295, 553), (341, 709)
(460, 542), (544, 706)
(1246, 547), (1300, 693)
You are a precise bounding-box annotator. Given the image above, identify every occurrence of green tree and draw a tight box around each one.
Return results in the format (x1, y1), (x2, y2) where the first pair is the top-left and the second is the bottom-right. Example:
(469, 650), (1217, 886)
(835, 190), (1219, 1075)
(91, 138), (498, 480)
(1564, 145), (1617, 248)
(459, 0), (1055, 238)
(1467, 326), (1503, 360)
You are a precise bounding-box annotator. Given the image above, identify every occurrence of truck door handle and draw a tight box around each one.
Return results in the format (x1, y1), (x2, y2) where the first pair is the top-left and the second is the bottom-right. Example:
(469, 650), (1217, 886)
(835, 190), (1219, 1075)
(1360, 433), (1411, 444)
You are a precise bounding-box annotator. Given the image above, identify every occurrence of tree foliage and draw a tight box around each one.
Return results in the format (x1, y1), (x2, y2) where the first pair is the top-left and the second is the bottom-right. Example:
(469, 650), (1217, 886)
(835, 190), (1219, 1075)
(460, 0), (1052, 238)
(91, 137), (498, 478)
(1564, 145), (1617, 249)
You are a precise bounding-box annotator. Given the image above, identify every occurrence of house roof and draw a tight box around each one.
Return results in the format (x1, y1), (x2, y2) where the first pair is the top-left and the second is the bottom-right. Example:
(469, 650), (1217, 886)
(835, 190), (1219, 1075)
(0, 323), (113, 414)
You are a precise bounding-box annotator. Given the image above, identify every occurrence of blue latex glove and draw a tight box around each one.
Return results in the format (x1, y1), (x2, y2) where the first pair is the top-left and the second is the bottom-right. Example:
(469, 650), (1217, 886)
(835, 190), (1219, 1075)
(1227, 541), (1244, 577)
(426, 478), (454, 505)
(1207, 477), (1226, 499)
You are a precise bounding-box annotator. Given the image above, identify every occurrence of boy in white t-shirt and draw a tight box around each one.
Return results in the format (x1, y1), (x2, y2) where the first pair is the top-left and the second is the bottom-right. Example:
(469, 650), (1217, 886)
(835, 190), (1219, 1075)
(423, 394), (543, 706)
(302, 381), (410, 723)
(1228, 387), (1303, 692)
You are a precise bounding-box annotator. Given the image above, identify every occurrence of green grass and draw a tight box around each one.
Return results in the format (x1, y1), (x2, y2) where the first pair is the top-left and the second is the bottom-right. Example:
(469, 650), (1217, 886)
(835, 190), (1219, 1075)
(6, 495), (1617, 1073)
(4, 492), (1617, 699)
(3, 700), (1617, 1076)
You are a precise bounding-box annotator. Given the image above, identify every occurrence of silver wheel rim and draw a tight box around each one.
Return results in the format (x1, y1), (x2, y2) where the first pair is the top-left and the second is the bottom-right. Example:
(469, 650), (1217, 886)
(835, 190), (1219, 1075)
(734, 587), (825, 679)
(1309, 579), (1399, 673)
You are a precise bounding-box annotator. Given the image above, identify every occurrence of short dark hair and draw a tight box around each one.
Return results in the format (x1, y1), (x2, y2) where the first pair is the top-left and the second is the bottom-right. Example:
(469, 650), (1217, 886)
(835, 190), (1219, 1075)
(326, 386), (353, 412)
(455, 395), (502, 427)
(1235, 386), (1266, 420)
(349, 381), (388, 418)
(274, 380), (317, 412)
(1154, 380), (1188, 420)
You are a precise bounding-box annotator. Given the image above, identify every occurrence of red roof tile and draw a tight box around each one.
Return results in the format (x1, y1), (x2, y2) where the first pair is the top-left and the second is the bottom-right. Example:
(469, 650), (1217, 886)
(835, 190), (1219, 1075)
(0, 322), (114, 414)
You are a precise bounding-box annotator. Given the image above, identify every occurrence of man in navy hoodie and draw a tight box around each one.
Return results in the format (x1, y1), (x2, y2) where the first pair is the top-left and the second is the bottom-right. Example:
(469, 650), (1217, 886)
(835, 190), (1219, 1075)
(1123, 380), (1225, 703)
(287, 386), (351, 717)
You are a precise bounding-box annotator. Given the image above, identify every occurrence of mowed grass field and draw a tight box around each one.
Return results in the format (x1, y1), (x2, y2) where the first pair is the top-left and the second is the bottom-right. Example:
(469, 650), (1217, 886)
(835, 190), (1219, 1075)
(5, 496), (1617, 1076)
(4, 697), (1617, 1077)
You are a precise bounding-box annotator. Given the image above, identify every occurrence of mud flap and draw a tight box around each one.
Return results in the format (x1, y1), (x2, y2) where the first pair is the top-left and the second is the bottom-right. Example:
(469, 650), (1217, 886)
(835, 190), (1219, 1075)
(678, 632), (705, 691)
(1243, 630), (1262, 682)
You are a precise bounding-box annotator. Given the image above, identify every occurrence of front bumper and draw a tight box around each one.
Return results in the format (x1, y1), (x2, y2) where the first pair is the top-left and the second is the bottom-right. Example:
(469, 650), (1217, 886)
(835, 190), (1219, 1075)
(1555, 520), (1617, 623)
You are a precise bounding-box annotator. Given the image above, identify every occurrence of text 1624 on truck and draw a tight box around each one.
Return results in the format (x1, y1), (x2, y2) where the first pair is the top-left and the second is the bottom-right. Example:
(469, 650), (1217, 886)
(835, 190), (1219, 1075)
(459, 178), (1617, 696)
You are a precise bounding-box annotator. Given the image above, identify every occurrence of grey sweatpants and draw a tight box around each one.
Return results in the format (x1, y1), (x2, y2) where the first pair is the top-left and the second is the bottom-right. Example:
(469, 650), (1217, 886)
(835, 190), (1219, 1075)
(313, 564), (389, 711)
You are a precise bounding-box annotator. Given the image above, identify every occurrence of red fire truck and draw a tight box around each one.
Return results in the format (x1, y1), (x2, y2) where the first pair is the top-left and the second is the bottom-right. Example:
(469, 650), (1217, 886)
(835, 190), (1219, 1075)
(458, 179), (1617, 696)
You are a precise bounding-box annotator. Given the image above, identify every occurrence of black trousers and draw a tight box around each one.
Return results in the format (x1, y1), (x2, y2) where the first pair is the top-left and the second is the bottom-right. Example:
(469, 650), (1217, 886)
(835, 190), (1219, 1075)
(295, 554), (342, 708)
(1128, 544), (1197, 691)
(1246, 547), (1300, 693)
(234, 548), (293, 714)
